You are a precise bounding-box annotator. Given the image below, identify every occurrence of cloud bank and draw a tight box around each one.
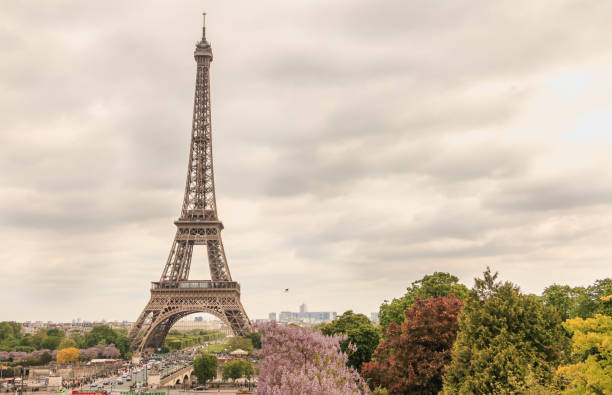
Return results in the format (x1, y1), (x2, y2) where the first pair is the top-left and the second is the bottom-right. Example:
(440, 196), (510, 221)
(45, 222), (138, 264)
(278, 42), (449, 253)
(1, 0), (611, 321)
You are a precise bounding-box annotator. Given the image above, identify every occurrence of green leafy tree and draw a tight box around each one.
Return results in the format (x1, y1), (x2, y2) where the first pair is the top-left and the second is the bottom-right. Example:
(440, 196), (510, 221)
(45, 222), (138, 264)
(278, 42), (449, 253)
(0, 322), (21, 340)
(45, 328), (63, 337)
(587, 278), (612, 316)
(541, 278), (612, 319)
(39, 352), (52, 364)
(41, 335), (62, 350)
(542, 284), (574, 321)
(0, 322), (23, 352)
(83, 325), (130, 357)
(442, 268), (571, 394)
(84, 325), (117, 347)
(320, 310), (380, 371)
(19, 334), (34, 348)
(222, 359), (249, 383)
(193, 353), (218, 385)
(557, 314), (612, 394)
(244, 332), (262, 349)
(113, 333), (131, 357)
(379, 272), (469, 328)
(242, 359), (255, 382)
(226, 336), (254, 354)
(69, 332), (86, 348)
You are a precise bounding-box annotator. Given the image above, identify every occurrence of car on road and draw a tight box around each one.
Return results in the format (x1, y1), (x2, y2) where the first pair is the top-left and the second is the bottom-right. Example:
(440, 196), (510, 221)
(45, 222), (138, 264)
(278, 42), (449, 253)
(90, 383), (97, 388)
(194, 385), (207, 391)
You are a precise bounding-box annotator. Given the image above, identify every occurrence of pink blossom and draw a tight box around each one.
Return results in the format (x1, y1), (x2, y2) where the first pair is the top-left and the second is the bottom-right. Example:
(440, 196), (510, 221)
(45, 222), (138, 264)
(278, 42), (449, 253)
(254, 322), (368, 395)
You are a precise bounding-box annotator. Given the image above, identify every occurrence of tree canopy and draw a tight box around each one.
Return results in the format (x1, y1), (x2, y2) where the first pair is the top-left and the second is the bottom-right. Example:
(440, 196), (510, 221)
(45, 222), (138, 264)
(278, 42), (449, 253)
(556, 314), (612, 394)
(193, 353), (218, 384)
(244, 332), (262, 349)
(442, 268), (571, 394)
(222, 359), (253, 383)
(379, 272), (469, 328)
(56, 347), (79, 363)
(542, 279), (612, 320)
(363, 295), (463, 394)
(83, 325), (130, 357)
(319, 310), (380, 371)
(255, 322), (368, 394)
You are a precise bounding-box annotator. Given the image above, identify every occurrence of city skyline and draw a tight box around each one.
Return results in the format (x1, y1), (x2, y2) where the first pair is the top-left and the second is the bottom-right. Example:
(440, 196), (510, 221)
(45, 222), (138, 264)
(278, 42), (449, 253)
(2, 1), (612, 323)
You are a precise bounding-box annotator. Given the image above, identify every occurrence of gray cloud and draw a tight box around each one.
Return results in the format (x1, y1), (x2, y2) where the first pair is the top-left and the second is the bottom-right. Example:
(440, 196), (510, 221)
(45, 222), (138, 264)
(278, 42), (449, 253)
(1, 1), (612, 321)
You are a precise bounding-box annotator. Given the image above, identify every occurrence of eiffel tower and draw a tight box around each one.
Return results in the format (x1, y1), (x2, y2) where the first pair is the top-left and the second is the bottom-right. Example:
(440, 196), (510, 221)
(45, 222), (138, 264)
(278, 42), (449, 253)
(129, 14), (250, 354)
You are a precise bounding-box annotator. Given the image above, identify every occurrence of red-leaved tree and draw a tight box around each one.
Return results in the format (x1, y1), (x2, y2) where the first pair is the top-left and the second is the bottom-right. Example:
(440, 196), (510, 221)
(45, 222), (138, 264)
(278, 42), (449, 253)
(362, 295), (463, 394)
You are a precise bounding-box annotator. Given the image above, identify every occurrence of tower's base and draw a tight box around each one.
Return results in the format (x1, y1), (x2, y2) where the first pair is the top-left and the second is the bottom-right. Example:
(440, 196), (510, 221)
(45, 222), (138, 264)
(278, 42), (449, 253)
(129, 281), (250, 353)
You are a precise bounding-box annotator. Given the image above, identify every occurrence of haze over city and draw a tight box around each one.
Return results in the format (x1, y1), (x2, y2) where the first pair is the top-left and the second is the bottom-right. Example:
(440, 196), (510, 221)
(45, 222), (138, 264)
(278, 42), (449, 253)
(2, 0), (612, 324)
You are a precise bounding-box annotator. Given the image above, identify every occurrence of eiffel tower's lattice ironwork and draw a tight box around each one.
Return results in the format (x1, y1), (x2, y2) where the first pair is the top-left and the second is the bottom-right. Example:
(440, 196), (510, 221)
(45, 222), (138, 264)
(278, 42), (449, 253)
(129, 14), (250, 354)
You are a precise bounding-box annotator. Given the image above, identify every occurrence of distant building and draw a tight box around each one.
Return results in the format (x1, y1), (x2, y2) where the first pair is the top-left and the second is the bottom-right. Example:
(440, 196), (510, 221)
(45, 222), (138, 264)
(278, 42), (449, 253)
(279, 311), (299, 322)
(300, 311), (336, 321)
(370, 312), (379, 323)
(268, 312), (277, 321)
(278, 305), (337, 325)
(194, 316), (203, 322)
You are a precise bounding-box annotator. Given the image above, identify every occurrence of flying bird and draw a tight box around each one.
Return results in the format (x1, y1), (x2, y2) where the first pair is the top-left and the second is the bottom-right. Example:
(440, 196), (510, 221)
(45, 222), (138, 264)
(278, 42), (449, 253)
(284, 288), (289, 292)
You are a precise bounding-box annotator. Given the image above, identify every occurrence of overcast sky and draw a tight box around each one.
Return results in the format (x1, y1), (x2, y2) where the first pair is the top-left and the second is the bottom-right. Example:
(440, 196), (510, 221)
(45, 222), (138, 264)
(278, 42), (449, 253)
(1, 1), (612, 322)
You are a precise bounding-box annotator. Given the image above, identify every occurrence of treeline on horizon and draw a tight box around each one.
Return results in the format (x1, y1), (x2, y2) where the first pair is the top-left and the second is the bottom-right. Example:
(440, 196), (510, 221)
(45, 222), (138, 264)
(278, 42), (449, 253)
(0, 323), (131, 374)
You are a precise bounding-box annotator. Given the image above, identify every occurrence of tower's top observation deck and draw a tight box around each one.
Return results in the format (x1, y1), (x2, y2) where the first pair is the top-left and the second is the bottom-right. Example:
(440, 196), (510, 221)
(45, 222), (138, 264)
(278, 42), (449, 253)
(195, 13), (213, 59)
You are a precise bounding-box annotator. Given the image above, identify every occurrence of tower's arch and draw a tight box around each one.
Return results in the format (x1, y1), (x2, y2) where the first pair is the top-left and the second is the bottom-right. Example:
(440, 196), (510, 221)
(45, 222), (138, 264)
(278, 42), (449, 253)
(138, 308), (234, 352)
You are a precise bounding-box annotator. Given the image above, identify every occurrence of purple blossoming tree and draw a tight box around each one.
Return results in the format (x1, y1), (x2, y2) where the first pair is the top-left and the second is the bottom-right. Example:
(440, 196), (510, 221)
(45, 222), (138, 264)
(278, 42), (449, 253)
(254, 322), (369, 395)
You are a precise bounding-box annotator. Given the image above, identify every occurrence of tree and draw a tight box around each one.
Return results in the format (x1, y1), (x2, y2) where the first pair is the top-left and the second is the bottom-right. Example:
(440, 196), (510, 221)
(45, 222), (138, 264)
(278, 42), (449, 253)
(363, 295), (463, 394)
(193, 353), (218, 385)
(41, 335), (62, 350)
(379, 272), (469, 328)
(226, 336), (254, 354)
(84, 325), (117, 347)
(244, 332), (262, 349)
(39, 352), (52, 364)
(222, 360), (244, 383)
(58, 338), (77, 350)
(242, 359), (255, 382)
(542, 278), (612, 320)
(442, 268), (571, 394)
(320, 310), (380, 371)
(0, 322), (21, 341)
(45, 328), (63, 337)
(69, 332), (86, 348)
(556, 314), (612, 394)
(83, 325), (130, 358)
(56, 347), (79, 363)
(587, 278), (612, 316)
(542, 284), (574, 321)
(254, 322), (368, 394)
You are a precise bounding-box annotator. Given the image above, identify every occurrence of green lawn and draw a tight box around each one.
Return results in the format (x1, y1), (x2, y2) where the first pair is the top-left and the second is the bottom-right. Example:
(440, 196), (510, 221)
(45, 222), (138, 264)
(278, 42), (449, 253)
(201, 342), (227, 353)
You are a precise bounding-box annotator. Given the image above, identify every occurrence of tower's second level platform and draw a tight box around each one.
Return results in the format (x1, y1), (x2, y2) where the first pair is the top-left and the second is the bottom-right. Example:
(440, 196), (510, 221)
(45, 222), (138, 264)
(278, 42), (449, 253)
(151, 280), (240, 293)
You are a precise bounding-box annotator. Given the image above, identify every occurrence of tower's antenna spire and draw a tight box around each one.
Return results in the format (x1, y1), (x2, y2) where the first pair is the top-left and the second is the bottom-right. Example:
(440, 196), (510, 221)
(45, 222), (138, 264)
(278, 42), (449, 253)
(202, 12), (207, 41)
